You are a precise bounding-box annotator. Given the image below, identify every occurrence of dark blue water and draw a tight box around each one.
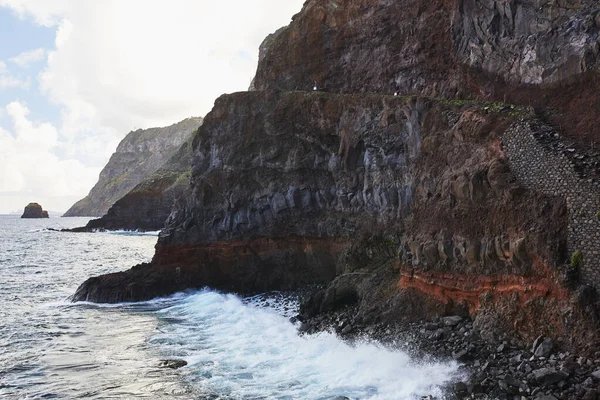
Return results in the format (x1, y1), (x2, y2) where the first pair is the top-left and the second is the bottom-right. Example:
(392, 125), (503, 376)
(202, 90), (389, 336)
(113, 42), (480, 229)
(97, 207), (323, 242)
(0, 215), (458, 399)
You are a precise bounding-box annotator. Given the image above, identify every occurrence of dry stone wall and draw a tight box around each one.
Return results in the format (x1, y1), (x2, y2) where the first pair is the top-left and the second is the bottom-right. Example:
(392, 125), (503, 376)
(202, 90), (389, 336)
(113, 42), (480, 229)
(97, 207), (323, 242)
(504, 120), (600, 284)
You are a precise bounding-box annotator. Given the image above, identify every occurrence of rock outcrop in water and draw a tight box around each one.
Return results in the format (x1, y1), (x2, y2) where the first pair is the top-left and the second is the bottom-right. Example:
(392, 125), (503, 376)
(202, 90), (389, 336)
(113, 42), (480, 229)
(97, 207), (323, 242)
(21, 203), (49, 218)
(68, 135), (197, 232)
(63, 117), (202, 217)
(75, 0), (600, 355)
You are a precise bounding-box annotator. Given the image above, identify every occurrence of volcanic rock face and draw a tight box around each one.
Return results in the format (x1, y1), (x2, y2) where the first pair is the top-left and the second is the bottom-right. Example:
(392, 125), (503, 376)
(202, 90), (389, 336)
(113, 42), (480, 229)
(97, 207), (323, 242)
(69, 135), (197, 232)
(255, 0), (600, 93)
(74, 0), (600, 350)
(21, 203), (49, 218)
(63, 117), (202, 217)
(252, 0), (600, 142)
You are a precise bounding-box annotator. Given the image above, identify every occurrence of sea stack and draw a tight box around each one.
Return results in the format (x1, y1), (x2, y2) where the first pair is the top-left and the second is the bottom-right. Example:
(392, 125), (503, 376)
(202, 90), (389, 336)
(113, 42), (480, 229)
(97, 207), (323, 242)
(21, 203), (49, 219)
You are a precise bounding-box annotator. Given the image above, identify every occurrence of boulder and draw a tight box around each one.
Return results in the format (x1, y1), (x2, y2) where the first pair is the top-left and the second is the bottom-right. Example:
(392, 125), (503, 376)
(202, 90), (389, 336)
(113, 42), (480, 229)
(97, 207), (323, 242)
(533, 337), (554, 358)
(532, 368), (569, 385)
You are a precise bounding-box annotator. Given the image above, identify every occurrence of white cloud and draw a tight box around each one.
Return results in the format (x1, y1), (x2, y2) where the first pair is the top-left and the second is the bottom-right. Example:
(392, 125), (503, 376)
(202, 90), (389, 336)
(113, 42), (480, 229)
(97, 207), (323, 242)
(0, 101), (100, 213)
(0, 0), (304, 212)
(0, 61), (30, 89)
(10, 48), (46, 68)
(0, 0), (68, 26)
(3, 0), (304, 130)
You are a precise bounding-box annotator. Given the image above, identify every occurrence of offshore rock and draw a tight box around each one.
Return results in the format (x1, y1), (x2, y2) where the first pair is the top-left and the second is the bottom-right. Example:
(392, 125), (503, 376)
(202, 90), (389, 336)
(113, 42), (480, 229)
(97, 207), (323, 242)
(63, 117), (202, 217)
(21, 203), (49, 219)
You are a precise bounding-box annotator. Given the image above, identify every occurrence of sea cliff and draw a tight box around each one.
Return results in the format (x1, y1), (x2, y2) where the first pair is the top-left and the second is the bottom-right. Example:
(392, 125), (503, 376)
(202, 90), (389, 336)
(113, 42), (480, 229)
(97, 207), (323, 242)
(63, 117), (202, 217)
(75, 0), (600, 354)
(69, 134), (197, 232)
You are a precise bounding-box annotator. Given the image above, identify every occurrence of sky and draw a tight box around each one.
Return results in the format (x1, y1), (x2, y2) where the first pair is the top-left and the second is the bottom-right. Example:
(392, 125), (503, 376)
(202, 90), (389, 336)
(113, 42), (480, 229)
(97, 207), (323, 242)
(0, 0), (304, 214)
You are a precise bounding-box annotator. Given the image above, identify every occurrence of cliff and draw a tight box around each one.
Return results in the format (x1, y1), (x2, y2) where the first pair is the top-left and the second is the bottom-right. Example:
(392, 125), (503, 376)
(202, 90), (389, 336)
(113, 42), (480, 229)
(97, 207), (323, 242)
(74, 0), (600, 352)
(21, 203), (49, 218)
(63, 117), (203, 217)
(70, 134), (197, 232)
(253, 0), (600, 144)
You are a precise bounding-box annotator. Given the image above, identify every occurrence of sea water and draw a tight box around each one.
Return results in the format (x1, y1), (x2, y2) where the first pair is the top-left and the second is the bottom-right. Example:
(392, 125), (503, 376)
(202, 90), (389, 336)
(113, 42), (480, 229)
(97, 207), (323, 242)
(0, 215), (458, 399)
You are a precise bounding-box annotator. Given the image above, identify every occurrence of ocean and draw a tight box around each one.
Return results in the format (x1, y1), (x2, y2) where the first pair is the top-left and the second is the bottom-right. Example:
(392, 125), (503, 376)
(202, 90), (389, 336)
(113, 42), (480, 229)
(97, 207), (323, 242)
(0, 215), (458, 399)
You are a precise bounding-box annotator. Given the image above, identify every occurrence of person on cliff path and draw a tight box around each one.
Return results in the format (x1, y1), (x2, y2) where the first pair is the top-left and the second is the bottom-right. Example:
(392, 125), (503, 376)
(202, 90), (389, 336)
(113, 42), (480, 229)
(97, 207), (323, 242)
(313, 81), (318, 91)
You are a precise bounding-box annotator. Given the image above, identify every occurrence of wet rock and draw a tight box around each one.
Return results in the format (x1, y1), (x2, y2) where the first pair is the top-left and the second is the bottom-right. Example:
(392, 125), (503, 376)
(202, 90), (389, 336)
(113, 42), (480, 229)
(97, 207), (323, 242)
(320, 277), (360, 313)
(453, 381), (468, 397)
(159, 359), (187, 369)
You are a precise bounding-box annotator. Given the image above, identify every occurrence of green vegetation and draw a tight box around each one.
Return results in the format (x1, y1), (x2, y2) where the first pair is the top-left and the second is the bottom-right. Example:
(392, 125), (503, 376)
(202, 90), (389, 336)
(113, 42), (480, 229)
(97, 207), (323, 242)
(288, 91), (532, 119)
(570, 251), (584, 269)
(172, 170), (192, 188)
(595, 211), (600, 221)
(106, 173), (127, 190)
(438, 98), (476, 107)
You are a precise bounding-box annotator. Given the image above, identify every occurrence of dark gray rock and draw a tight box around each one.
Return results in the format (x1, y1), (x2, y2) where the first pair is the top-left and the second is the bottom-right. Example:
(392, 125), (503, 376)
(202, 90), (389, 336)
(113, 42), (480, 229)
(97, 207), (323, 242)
(159, 359), (187, 369)
(583, 389), (599, 400)
(21, 203), (49, 219)
(453, 381), (468, 396)
(534, 338), (554, 358)
(532, 368), (569, 385)
(442, 316), (463, 327)
(452, 349), (470, 361)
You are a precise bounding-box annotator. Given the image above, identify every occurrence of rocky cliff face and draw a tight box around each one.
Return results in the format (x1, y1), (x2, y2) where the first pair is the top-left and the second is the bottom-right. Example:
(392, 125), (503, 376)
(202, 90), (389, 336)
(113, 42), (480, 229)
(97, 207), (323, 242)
(74, 0), (600, 351)
(253, 0), (600, 143)
(69, 133), (198, 232)
(63, 117), (202, 217)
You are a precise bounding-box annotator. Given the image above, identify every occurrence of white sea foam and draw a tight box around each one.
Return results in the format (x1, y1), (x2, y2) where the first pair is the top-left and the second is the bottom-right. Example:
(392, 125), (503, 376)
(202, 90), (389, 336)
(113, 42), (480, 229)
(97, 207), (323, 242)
(152, 290), (460, 399)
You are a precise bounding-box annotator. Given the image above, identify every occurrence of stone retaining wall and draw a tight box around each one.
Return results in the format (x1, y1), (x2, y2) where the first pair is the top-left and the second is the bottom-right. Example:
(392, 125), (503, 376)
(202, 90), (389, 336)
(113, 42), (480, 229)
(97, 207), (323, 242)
(504, 121), (600, 284)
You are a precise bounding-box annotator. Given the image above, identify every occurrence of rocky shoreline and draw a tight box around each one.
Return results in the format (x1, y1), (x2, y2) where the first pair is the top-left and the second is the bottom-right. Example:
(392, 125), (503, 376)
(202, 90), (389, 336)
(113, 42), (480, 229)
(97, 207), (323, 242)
(68, 1), (600, 398)
(297, 303), (600, 400)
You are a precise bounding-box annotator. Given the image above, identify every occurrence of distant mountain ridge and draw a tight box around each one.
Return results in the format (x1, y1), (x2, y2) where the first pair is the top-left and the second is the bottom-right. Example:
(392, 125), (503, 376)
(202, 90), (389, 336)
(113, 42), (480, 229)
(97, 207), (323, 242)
(69, 133), (196, 232)
(63, 117), (203, 217)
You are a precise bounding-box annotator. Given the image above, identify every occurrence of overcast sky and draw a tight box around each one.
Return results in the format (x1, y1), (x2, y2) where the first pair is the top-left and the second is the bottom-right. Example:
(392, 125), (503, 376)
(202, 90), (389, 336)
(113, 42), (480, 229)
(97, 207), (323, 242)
(0, 0), (303, 214)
